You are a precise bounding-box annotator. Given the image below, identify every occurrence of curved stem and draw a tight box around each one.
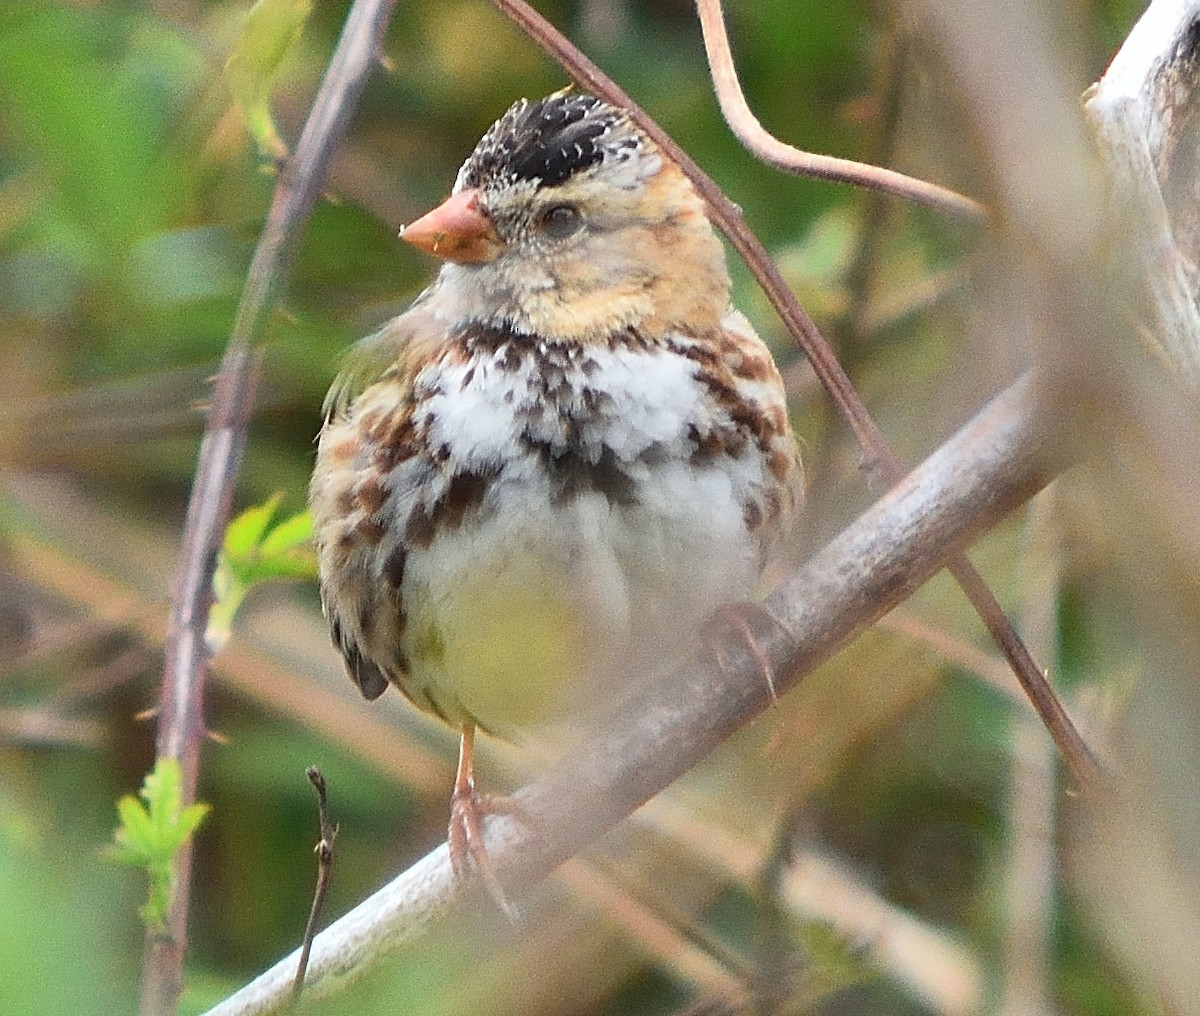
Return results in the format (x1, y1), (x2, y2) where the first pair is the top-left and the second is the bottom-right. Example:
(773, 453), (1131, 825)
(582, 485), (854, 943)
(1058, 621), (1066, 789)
(486, 0), (1100, 792)
(694, 0), (986, 222)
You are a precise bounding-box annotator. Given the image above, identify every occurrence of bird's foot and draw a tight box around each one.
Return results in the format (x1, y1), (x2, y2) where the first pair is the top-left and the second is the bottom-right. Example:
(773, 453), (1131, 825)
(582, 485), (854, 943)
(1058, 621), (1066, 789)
(448, 726), (526, 919)
(706, 601), (795, 705)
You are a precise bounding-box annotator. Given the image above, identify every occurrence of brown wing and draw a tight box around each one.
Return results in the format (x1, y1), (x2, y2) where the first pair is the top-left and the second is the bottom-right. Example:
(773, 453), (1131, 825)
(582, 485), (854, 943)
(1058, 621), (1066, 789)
(310, 308), (437, 703)
(715, 308), (804, 567)
(329, 612), (389, 700)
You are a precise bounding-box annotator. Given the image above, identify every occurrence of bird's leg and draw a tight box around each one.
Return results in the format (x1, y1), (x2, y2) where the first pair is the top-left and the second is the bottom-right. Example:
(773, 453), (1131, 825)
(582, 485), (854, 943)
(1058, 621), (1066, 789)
(448, 724), (487, 874)
(448, 724), (520, 917)
(707, 602), (796, 705)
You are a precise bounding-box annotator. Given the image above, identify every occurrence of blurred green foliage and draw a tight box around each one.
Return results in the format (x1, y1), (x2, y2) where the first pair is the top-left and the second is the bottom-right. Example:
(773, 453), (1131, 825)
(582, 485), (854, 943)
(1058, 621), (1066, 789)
(225, 0), (315, 160)
(0, 0), (1163, 1014)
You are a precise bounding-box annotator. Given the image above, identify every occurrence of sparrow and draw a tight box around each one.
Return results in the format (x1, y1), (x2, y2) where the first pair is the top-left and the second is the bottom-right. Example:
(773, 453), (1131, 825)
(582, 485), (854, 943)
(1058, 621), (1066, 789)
(309, 90), (803, 887)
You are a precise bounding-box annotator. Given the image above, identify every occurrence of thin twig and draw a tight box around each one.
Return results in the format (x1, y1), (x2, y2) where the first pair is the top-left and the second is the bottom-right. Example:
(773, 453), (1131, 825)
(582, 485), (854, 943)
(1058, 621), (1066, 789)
(487, 0), (1102, 799)
(141, 3), (399, 1014)
(694, 0), (986, 222)
(293, 767), (338, 1000)
(203, 373), (1061, 1016)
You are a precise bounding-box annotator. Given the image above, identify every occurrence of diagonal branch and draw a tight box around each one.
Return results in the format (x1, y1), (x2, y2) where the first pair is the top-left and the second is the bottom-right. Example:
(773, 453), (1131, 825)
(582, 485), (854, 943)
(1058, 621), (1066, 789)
(487, 0), (1101, 796)
(142, 2), (398, 1014)
(203, 372), (1062, 1016)
(693, 0), (986, 221)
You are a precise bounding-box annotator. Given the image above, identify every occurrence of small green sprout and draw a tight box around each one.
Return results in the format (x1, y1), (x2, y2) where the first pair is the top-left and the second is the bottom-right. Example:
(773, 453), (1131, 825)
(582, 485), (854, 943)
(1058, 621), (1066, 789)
(108, 758), (211, 934)
(209, 495), (317, 651)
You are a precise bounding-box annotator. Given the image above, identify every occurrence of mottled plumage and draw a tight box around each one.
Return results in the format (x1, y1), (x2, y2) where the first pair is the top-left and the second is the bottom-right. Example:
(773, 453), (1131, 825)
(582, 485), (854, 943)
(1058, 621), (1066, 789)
(456, 92), (642, 192)
(309, 90), (802, 877)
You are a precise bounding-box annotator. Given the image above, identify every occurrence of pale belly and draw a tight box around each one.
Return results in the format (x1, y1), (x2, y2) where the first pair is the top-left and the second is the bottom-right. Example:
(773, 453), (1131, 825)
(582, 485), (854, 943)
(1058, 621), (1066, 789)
(398, 461), (761, 735)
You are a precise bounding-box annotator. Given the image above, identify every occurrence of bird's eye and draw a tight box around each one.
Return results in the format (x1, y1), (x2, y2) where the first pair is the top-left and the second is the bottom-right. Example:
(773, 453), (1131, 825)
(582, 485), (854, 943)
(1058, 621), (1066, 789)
(538, 203), (583, 239)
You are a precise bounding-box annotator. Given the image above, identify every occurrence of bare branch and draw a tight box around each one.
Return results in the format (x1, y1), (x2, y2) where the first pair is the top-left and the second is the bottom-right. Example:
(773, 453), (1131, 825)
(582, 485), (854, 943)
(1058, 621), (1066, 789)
(488, 0), (1100, 796)
(693, 0), (986, 222)
(141, 2), (398, 1013)
(202, 373), (1063, 1016)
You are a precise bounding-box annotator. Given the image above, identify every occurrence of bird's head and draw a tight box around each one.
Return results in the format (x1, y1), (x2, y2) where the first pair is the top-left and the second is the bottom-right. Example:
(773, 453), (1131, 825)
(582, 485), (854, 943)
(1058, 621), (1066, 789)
(401, 91), (730, 341)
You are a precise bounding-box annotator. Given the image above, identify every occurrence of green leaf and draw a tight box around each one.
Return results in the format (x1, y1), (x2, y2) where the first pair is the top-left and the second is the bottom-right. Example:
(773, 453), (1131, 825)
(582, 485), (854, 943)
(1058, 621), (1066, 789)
(222, 491), (283, 559)
(258, 507), (313, 557)
(107, 759), (210, 934)
(111, 797), (154, 864)
(209, 498), (317, 650)
(224, 0), (314, 160)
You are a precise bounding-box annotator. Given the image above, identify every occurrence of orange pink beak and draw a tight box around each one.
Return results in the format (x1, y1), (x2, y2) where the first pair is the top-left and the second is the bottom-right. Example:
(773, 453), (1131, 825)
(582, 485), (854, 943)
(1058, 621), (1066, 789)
(399, 188), (501, 264)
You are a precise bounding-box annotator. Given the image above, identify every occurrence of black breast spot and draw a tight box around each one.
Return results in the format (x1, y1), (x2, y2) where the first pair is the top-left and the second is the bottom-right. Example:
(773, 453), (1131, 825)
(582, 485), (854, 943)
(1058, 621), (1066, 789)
(526, 439), (640, 507)
(405, 464), (501, 548)
(383, 545), (407, 589)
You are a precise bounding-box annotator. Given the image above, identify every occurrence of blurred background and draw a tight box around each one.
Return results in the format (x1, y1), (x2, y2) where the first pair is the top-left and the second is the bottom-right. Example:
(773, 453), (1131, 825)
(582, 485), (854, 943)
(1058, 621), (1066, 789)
(1, 0), (1188, 1013)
